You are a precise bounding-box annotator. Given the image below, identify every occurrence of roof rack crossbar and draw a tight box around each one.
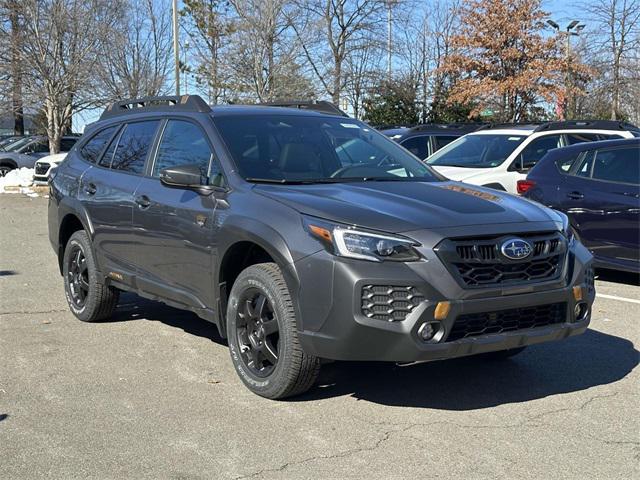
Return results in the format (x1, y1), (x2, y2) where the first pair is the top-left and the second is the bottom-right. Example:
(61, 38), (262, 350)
(100, 95), (211, 120)
(257, 100), (349, 117)
(533, 120), (640, 132)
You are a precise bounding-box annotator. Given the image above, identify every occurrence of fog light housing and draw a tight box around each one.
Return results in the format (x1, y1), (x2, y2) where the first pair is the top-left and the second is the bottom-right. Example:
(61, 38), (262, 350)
(417, 321), (444, 342)
(574, 302), (589, 321)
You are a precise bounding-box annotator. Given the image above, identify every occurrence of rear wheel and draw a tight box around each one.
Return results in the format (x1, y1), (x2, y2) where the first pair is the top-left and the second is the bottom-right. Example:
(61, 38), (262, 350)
(226, 263), (320, 399)
(63, 230), (119, 322)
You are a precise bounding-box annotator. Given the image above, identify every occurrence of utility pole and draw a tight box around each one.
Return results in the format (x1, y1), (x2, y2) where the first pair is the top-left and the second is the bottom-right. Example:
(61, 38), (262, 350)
(547, 20), (585, 120)
(385, 0), (398, 79)
(172, 0), (180, 96)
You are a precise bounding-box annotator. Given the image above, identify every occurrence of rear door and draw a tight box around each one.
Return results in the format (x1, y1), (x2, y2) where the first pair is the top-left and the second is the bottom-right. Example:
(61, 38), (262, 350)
(131, 118), (222, 309)
(560, 144), (640, 266)
(79, 120), (160, 281)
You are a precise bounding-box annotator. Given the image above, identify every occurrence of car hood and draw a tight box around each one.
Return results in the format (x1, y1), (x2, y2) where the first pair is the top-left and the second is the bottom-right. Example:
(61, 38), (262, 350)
(254, 181), (558, 233)
(36, 153), (67, 164)
(430, 165), (494, 181)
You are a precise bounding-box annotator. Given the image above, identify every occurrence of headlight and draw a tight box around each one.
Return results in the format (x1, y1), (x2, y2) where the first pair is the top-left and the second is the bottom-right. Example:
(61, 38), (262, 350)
(553, 210), (574, 242)
(304, 216), (421, 262)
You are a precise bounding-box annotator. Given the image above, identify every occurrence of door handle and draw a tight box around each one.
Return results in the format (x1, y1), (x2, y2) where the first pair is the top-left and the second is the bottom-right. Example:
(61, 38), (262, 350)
(567, 191), (584, 200)
(135, 195), (151, 208)
(84, 183), (97, 195)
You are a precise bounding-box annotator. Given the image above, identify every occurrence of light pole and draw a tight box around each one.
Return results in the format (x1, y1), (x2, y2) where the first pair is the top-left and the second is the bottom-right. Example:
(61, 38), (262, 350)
(172, 0), (180, 96)
(385, 0), (399, 79)
(547, 19), (585, 120)
(183, 41), (189, 95)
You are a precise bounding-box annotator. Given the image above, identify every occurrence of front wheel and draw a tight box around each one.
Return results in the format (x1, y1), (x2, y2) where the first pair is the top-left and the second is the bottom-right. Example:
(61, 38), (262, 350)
(0, 165), (14, 177)
(226, 263), (320, 399)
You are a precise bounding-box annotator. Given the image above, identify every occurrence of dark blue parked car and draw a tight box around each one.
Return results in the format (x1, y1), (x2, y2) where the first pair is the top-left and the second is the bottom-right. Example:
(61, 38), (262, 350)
(520, 138), (640, 273)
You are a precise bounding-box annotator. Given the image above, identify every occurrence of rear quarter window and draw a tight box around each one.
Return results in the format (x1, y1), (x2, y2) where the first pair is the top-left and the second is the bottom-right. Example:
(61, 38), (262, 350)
(80, 126), (118, 163)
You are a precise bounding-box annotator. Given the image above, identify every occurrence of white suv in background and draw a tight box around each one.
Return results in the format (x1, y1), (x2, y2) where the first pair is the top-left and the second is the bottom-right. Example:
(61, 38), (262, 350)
(33, 153), (68, 184)
(426, 120), (639, 193)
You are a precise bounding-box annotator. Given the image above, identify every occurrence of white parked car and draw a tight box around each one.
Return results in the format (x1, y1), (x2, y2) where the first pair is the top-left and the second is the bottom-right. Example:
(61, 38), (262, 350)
(33, 153), (68, 184)
(426, 120), (639, 194)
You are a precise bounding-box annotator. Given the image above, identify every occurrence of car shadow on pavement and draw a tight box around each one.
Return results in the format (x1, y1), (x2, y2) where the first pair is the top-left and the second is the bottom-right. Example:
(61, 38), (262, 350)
(596, 268), (640, 286)
(107, 293), (226, 345)
(101, 293), (637, 410)
(298, 330), (639, 409)
(0, 414), (8, 422)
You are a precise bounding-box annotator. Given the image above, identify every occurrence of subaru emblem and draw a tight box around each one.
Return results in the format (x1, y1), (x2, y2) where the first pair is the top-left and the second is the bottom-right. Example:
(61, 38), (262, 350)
(500, 239), (532, 260)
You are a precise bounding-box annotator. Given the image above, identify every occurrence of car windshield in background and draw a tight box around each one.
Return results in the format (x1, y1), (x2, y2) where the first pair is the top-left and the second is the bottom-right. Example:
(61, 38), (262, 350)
(2, 137), (33, 152)
(427, 134), (526, 168)
(213, 115), (441, 183)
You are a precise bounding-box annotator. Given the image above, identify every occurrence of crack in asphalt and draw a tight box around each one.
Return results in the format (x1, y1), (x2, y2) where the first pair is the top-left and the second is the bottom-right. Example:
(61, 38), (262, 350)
(0, 309), (68, 316)
(232, 424), (417, 480)
(233, 392), (629, 479)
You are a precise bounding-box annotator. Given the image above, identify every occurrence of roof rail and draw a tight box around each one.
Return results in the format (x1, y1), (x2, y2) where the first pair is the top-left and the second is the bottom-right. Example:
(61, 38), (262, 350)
(258, 100), (349, 117)
(410, 123), (487, 132)
(533, 120), (640, 133)
(476, 122), (545, 131)
(100, 95), (211, 120)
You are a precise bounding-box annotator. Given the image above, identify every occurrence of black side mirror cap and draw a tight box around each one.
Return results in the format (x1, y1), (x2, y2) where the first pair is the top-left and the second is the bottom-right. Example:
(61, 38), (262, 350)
(159, 164), (206, 189)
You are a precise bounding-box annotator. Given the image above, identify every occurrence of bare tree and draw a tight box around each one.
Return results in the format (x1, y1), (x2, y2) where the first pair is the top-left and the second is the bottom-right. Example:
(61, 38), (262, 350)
(0, 1), (25, 134)
(586, 0), (640, 120)
(289, 0), (384, 106)
(98, 0), (173, 100)
(181, 0), (235, 105)
(19, 0), (120, 152)
(229, 0), (313, 101)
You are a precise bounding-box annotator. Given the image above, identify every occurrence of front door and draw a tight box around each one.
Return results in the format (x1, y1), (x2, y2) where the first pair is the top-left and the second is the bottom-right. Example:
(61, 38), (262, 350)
(132, 119), (222, 309)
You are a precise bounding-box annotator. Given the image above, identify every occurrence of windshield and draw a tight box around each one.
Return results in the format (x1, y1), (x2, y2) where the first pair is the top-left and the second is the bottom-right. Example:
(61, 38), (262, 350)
(427, 134), (526, 168)
(1, 137), (31, 152)
(213, 115), (442, 183)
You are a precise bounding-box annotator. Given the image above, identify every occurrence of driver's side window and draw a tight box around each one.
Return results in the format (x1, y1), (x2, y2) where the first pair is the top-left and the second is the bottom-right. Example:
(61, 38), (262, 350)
(515, 135), (562, 171)
(153, 120), (213, 181)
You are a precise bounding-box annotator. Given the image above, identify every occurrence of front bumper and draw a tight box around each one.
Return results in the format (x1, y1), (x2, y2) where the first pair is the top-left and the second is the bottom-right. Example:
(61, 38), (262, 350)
(291, 240), (594, 362)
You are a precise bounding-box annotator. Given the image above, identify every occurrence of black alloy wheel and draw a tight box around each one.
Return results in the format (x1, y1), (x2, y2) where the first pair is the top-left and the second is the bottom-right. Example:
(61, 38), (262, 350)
(0, 165), (12, 177)
(235, 288), (280, 377)
(67, 245), (90, 308)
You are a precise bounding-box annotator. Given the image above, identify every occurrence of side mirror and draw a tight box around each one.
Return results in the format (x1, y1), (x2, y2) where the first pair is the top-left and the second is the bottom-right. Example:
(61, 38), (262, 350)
(159, 164), (206, 189)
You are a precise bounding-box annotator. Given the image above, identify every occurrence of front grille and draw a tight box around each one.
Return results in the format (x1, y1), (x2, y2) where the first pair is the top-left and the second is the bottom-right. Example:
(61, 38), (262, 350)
(436, 232), (566, 288)
(447, 302), (567, 341)
(35, 163), (50, 175)
(361, 285), (424, 322)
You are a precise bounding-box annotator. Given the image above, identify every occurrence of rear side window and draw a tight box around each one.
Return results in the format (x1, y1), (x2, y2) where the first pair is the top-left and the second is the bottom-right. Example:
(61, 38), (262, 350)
(565, 133), (622, 144)
(518, 134), (562, 169)
(400, 135), (429, 159)
(111, 121), (160, 174)
(81, 127), (117, 163)
(592, 146), (639, 184)
(555, 152), (583, 172)
(60, 138), (78, 151)
(434, 135), (457, 151)
(153, 120), (212, 178)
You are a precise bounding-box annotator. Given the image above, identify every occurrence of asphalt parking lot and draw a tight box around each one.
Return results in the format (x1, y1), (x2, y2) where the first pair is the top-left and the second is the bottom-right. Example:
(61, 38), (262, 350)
(1, 194), (638, 479)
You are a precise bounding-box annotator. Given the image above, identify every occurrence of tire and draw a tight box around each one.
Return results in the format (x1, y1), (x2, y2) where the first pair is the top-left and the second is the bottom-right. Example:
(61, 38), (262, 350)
(63, 230), (119, 322)
(0, 165), (14, 177)
(478, 347), (527, 361)
(226, 262), (320, 399)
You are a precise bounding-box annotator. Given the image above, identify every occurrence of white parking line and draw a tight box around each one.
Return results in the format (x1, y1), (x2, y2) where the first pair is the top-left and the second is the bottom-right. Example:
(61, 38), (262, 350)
(597, 293), (640, 305)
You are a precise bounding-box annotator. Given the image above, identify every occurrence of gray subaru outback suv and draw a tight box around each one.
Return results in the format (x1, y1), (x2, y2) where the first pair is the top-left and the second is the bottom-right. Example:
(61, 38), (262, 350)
(49, 95), (595, 399)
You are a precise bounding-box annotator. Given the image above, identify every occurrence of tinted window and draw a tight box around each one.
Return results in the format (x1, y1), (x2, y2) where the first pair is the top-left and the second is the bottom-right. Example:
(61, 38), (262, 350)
(81, 127), (117, 163)
(215, 115), (439, 182)
(60, 138), (78, 151)
(111, 121), (159, 174)
(401, 136), (429, 159)
(434, 135), (457, 151)
(592, 146), (639, 184)
(31, 141), (50, 154)
(556, 151), (582, 172)
(574, 151), (595, 178)
(565, 133), (622, 144)
(427, 134), (525, 168)
(518, 135), (562, 169)
(153, 120), (211, 178)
